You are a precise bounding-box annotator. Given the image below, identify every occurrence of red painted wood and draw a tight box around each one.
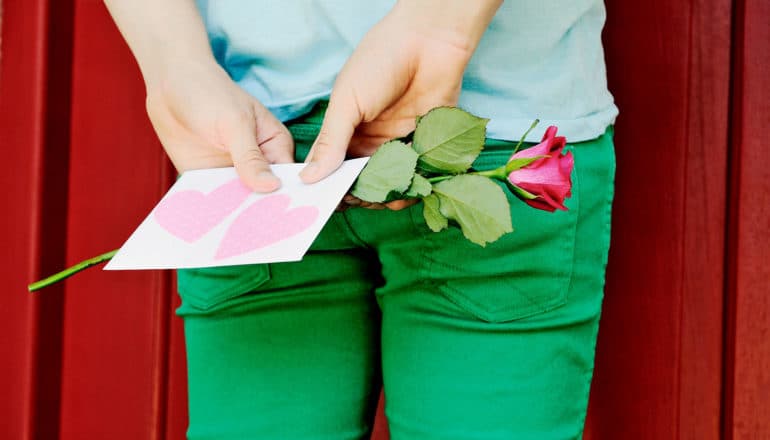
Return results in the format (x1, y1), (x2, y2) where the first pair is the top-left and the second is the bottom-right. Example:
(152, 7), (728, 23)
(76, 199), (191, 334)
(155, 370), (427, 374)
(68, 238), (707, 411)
(677, 0), (732, 433)
(165, 290), (190, 440)
(371, 393), (389, 440)
(584, 0), (730, 438)
(0, 0), (73, 438)
(723, 0), (770, 437)
(0, 1), (45, 437)
(58, 1), (175, 438)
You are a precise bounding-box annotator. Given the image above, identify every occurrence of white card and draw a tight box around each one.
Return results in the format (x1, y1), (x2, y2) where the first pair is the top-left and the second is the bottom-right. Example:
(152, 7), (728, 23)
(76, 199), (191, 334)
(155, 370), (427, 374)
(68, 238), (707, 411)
(105, 158), (369, 270)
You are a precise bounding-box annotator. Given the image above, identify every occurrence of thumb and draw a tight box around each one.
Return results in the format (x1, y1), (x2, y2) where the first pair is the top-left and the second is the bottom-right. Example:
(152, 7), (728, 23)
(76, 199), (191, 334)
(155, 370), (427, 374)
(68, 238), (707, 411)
(299, 91), (362, 183)
(226, 113), (281, 193)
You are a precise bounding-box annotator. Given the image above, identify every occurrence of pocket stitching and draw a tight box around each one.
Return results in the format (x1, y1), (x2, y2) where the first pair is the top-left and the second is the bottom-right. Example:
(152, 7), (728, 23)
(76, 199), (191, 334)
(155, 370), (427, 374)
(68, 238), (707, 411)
(438, 277), (568, 323)
(178, 265), (272, 311)
(433, 151), (581, 323)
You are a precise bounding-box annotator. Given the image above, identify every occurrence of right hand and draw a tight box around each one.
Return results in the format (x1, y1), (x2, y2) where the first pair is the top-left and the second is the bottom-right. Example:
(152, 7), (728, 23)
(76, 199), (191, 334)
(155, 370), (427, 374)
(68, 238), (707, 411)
(145, 59), (293, 192)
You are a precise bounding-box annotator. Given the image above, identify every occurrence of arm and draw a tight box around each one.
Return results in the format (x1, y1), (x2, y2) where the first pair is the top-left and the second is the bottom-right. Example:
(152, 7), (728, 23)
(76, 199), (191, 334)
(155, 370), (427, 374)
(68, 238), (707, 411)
(102, 0), (213, 87)
(300, 0), (502, 184)
(103, 0), (293, 192)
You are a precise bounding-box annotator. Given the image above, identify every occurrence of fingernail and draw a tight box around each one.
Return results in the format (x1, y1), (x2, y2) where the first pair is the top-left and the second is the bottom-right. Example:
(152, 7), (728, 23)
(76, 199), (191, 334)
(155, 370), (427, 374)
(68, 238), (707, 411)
(257, 171), (278, 180)
(300, 163), (318, 180)
(254, 171), (280, 192)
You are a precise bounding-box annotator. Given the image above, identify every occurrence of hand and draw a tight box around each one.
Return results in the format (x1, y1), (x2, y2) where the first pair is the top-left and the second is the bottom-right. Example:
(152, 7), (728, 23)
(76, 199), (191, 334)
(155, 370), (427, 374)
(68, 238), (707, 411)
(300, 1), (500, 183)
(145, 59), (293, 192)
(104, 0), (293, 192)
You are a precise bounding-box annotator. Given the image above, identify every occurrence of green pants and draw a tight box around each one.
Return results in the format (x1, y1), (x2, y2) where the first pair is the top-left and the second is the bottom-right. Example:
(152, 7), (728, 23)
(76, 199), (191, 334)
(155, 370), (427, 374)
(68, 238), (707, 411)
(176, 104), (616, 440)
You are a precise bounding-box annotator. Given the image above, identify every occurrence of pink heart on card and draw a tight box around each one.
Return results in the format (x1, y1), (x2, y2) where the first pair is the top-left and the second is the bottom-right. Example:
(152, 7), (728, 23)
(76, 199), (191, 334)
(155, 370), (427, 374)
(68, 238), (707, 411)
(154, 178), (252, 243)
(215, 194), (319, 260)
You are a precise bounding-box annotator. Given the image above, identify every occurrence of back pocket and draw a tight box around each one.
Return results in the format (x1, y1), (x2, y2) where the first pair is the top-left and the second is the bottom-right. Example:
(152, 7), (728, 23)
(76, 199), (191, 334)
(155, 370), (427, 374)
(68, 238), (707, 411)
(419, 158), (580, 323)
(176, 264), (271, 313)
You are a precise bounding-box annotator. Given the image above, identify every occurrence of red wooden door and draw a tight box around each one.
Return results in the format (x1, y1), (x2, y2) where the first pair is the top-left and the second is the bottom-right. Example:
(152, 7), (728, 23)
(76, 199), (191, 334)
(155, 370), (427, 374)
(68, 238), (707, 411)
(1, 0), (768, 439)
(585, 0), (732, 437)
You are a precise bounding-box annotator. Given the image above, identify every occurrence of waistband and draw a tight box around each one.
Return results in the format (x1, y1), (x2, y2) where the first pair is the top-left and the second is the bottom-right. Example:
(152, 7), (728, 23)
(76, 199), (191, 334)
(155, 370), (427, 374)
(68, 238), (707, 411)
(284, 101), (612, 170)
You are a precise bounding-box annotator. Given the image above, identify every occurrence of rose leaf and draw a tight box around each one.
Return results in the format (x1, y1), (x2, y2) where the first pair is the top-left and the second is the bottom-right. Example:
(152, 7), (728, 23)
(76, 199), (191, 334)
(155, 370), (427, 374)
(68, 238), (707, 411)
(433, 175), (513, 246)
(422, 193), (448, 232)
(413, 107), (488, 174)
(351, 140), (418, 203)
(405, 173), (432, 198)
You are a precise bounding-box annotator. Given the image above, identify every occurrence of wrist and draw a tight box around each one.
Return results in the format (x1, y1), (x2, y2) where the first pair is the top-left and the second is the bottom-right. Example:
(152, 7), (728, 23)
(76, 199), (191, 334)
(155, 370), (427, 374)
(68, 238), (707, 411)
(140, 48), (219, 92)
(392, 0), (502, 53)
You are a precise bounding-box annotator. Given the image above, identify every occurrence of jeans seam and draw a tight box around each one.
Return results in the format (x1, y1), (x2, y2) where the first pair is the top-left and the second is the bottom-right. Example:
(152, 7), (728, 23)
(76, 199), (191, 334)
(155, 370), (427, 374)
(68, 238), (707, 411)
(177, 265), (272, 312)
(338, 212), (372, 250)
(574, 134), (616, 439)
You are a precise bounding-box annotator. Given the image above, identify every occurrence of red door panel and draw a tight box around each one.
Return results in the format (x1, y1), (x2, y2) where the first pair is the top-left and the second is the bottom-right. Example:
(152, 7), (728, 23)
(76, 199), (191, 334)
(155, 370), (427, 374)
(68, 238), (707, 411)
(584, 0), (731, 438)
(723, 0), (770, 437)
(58, 1), (175, 438)
(0, 1), (74, 438)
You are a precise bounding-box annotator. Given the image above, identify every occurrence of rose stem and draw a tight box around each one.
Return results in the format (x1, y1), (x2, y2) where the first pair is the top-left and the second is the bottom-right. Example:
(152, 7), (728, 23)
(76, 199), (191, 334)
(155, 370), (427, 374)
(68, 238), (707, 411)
(27, 249), (119, 292)
(512, 119), (540, 154)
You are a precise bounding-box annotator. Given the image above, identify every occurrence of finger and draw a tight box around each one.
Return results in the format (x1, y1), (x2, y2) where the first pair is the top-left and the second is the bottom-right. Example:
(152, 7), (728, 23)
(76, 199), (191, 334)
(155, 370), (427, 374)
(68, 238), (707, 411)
(343, 194), (362, 206)
(226, 113), (281, 193)
(254, 102), (295, 164)
(300, 90), (362, 184)
(360, 201), (386, 210)
(261, 130), (295, 164)
(384, 199), (419, 211)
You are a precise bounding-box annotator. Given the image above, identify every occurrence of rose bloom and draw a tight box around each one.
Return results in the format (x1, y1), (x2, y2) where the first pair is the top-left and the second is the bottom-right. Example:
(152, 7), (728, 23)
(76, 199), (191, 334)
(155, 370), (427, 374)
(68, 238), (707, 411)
(507, 126), (574, 212)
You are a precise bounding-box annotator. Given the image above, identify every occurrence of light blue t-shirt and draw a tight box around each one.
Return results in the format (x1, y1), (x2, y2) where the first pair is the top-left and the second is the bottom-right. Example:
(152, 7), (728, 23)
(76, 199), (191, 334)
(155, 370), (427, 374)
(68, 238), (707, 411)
(196, 1), (618, 142)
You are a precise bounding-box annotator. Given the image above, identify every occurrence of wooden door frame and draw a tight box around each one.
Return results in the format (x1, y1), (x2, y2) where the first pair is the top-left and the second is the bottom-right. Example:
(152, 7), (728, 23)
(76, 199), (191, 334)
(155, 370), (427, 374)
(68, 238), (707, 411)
(0, 0), (74, 438)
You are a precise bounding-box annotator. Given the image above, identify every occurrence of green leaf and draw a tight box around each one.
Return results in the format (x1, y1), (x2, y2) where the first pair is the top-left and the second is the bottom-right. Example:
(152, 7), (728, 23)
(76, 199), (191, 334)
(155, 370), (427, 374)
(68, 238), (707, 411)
(413, 107), (488, 174)
(422, 193), (448, 232)
(351, 140), (418, 203)
(433, 175), (513, 246)
(405, 173), (432, 198)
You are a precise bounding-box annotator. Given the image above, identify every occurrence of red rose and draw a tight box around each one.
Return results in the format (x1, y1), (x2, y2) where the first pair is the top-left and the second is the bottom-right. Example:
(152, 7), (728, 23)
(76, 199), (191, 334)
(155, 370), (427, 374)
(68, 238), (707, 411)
(507, 126), (574, 212)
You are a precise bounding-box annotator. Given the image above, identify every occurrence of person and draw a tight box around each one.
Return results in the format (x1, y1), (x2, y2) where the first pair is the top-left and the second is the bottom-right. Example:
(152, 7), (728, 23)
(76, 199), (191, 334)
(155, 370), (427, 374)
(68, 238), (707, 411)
(104, 1), (618, 438)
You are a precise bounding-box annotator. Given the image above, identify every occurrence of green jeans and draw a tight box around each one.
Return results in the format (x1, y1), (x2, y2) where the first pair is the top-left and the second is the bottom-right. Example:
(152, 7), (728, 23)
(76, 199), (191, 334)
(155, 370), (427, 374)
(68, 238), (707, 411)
(176, 104), (616, 440)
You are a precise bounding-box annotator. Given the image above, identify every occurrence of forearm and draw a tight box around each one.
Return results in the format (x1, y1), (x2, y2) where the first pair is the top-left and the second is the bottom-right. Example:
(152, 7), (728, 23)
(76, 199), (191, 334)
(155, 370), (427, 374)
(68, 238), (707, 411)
(103, 0), (215, 88)
(393, 0), (502, 53)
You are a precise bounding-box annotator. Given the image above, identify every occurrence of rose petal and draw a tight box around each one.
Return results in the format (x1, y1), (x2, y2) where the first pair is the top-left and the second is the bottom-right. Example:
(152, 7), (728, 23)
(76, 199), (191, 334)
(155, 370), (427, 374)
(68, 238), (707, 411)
(509, 126), (563, 162)
(509, 140), (551, 160)
(517, 181), (569, 211)
(525, 198), (558, 212)
(541, 126), (559, 142)
(506, 126), (573, 212)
